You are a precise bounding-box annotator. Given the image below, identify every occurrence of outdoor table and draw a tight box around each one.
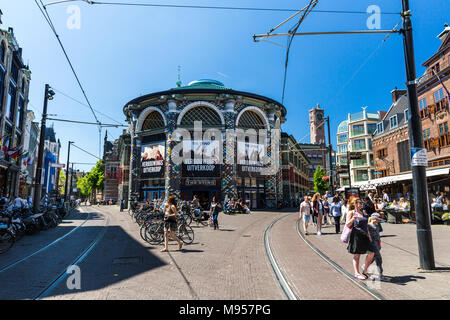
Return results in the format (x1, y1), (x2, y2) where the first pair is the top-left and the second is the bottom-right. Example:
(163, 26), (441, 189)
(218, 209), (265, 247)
(385, 208), (403, 224)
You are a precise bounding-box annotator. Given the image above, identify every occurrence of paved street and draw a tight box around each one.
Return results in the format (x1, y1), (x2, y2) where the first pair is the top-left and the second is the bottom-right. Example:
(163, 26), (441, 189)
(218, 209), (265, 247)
(1, 205), (449, 300)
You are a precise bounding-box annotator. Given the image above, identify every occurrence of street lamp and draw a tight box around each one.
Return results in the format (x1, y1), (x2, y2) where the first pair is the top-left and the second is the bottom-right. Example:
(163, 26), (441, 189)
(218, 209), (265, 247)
(33, 84), (55, 213)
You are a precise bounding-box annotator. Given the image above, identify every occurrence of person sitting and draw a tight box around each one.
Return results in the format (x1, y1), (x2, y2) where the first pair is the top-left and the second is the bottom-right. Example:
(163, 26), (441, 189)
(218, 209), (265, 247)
(398, 197), (410, 210)
(233, 198), (244, 211)
(389, 199), (400, 210)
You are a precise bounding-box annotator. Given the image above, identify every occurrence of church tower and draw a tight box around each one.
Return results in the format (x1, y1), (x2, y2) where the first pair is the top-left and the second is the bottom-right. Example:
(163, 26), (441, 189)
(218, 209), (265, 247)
(309, 104), (325, 144)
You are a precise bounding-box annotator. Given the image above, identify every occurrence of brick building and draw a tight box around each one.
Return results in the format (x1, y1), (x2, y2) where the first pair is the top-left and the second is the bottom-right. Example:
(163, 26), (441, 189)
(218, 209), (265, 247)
(280, 132), (310, 206)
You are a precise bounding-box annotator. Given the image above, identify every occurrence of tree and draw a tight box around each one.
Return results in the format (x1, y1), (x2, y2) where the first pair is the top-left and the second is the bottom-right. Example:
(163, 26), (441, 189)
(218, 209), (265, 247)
(76, 160), (104, 202)
(58, 169), (66, 195)
(313, 165), (329, 195)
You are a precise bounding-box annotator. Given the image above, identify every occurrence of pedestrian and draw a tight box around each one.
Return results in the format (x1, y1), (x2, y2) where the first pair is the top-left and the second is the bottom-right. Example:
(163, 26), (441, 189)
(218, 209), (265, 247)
(345, 198), (375, 280)
(365, 213), (384, 280)
(120, 199), (124, 212)
(312, 193), (324, 236)
(340, 198), (349, 224)
(161, 195), (183, 252)
(299, 195), (312, 235)
(330, 197), (342, 234)
(209, 196), (222, 230)
(322, 195), (331, 225)
(363, 196), (376, 216)
(382, 190), (390, 204)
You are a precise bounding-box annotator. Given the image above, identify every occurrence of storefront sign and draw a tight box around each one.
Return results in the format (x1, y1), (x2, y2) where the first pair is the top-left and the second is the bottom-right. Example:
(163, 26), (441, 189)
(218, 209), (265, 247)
(184, 178), (218, 186)
(182, 140), (221, 177)
(141, 142), (165, 178)
(410, 148), (428, 167)
(237, 141), (267, 177)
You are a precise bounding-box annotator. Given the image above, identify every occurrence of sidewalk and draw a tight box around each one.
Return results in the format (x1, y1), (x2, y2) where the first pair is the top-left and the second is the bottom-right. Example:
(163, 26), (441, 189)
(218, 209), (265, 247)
(301, 218), (450, 300)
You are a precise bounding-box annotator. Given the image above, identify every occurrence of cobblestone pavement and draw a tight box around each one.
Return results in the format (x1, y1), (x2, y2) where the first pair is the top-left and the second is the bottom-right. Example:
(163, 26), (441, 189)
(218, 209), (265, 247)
(1, 205), (448, 300)
(298, 215), (450, 300)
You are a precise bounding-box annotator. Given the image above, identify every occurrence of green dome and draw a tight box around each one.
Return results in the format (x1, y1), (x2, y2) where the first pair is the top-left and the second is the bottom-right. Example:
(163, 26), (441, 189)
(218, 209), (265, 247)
(172, 79), (229, 91)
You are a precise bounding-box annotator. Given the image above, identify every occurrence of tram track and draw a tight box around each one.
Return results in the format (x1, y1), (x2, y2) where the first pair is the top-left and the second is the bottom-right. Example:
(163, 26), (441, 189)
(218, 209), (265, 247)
(264, 212), (387, 300)
(294, 219), (386, 300)
(33, 206), (110, 300)
(0, 208), (91, 274)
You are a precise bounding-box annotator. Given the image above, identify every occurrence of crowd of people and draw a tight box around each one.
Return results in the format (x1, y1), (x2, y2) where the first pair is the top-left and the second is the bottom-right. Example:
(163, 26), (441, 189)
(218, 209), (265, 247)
(298, 191), (387, 281)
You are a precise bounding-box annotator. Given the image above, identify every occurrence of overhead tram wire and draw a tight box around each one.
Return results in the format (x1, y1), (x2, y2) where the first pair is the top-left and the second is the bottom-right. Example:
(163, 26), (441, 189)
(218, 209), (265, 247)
(35, 0), (105, 157)
(71, 143), (101, 160)
(57, 1), (399, 15)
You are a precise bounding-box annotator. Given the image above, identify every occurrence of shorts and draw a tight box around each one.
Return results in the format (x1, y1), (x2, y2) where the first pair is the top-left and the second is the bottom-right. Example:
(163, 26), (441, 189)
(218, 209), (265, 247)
(164, 220), (177, 232)
(303, 214), (311, 223)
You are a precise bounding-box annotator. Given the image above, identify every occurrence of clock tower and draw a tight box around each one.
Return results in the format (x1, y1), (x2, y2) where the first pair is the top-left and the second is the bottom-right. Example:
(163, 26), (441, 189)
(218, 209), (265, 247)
(309, 104), (325, 145)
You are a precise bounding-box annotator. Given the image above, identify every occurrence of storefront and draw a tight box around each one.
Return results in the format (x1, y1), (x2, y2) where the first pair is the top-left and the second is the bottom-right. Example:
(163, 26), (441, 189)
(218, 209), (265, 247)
(124, 79), (286, 209)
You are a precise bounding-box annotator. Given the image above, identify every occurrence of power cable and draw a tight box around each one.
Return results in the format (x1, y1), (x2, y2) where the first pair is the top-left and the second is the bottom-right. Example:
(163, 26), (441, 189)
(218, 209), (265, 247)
(58, 1), (399, 15)
(71, 143), (101, 160)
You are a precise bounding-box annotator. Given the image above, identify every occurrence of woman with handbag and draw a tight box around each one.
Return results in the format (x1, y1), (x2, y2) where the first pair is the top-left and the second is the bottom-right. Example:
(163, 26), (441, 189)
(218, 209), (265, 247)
(312, 193), (324, 236)
(161, 196), (183, 252)
(345, 199), (375, 280)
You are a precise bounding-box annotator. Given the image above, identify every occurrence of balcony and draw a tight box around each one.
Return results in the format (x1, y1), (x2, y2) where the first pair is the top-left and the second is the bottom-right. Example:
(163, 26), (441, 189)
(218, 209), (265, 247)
(351, 128), (365, 136)
(352, 144), (366, 151)
(350, 112), (364, 121)
(352, 159), (368, 167)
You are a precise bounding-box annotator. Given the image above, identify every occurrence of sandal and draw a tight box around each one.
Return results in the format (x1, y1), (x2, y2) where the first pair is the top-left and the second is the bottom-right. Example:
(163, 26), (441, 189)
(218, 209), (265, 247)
(354, 274), (366, 281)
(160, 248), (168, 252)
(178, 242), (183, 251)
(362, 272), (370, 279)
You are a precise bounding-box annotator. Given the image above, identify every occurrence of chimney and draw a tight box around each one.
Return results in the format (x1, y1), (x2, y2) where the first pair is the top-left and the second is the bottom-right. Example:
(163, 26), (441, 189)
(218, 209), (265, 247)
(437, 23), (450, 45)
(391, 87), (407, 104)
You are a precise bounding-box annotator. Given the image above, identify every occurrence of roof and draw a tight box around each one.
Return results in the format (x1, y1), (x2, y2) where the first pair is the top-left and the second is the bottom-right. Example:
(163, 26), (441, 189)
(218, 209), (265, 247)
(44, 127), (56, 143)
(374, 94), (408, 137)
(337, 120), (348, 134)
(123, 79), (287, 118)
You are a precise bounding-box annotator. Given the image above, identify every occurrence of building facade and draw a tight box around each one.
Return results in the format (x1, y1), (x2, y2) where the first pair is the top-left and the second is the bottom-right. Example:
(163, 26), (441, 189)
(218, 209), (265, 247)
(0, 25), (31, 198)
(336, 109), (385, 189)
(280, 132), (310, 206)
(41, 126), (61, 195)
(102, 131), (119, 202)
(122, 79), (286, 209)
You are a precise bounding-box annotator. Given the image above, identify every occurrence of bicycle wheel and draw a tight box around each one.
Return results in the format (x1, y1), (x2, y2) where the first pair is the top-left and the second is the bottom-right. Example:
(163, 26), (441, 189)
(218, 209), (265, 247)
(140, 223), (148, 241)
(183, 214), (192, 226)
(146, 223), (164, 245)
(0, 229), (15, 254)
(178, 224), (194, 244)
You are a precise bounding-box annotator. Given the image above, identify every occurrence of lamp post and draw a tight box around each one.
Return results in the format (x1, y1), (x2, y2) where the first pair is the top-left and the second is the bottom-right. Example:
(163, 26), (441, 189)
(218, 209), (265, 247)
(324, 116), (334, 195)
(64, 141), (74, 202)
(401, 0), (435, 270)
(33, 84), (55, 213)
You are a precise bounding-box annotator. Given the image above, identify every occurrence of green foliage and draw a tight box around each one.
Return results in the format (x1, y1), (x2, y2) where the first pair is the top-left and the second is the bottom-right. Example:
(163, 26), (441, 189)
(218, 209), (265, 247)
(313, 165), (329, 195)
(76, 160), (104, 199)
(58, 169), (66, 195)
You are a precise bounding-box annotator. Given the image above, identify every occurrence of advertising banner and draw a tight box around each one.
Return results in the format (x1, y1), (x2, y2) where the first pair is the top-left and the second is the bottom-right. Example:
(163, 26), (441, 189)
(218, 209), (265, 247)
(141, 142), (165, 178)
(181, 140), (221, 177)
(237, 141), (267, 177)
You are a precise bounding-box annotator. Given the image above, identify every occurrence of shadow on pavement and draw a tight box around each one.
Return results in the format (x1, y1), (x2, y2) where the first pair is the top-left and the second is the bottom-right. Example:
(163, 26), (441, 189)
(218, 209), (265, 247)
(384, 275), (426, 285)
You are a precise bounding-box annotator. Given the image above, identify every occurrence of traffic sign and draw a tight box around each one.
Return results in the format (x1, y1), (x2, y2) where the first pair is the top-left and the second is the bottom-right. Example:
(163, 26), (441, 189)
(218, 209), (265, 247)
(50, 163), (65, 168)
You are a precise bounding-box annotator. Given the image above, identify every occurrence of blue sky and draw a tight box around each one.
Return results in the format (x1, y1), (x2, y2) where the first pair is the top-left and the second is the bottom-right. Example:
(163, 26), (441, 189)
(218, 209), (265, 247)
(1, 0), (448, 172)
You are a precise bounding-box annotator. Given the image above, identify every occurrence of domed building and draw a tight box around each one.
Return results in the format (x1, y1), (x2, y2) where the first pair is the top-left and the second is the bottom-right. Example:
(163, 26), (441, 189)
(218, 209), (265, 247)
(122, 79), (286, 209)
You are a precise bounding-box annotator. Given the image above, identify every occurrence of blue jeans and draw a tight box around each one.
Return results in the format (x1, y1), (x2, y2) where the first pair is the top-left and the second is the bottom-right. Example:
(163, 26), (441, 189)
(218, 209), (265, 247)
(212, 213), (219, 229)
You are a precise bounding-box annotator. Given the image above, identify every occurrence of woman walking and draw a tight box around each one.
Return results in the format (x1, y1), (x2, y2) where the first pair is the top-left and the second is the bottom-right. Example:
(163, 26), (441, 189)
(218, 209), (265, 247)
(366, 213), (384, 280)
(322, 195), (331, 226)
(346, 199), (375, 280)
(330, 197), (342, 234)
(299, 196), (312, 235)
(312, 193), (324, 236)
(161, 196), (183, 252)
(210, 196), (222, 230)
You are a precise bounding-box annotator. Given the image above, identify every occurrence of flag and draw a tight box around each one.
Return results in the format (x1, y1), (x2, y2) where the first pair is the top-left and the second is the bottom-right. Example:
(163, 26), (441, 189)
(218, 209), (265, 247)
(2, 136), (10, 155)
(28, 155), (34, 165)
(8, 145), (23, 160)
(22, 151), (29, 159)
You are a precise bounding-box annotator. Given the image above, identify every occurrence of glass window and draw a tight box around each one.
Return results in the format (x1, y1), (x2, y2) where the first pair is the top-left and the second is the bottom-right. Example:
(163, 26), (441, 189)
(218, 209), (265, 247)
(434, 88), (444, 102)
(6, 82), (16, 121)
(339, 145), (348, 154)
(352, 139), (366, 151)
(377, 122), (384, 134)
(352, 124), (365, 136)
(0, 68), (4, 113)
(338, 133), (348, 144)
(16, 96), (24, 130)
(367, 123), (377, 135)
(404, 109), (409, 121)
(0, 42), (5, 65)
(390, 115), (398, 128)
(419, 98), (427, 110)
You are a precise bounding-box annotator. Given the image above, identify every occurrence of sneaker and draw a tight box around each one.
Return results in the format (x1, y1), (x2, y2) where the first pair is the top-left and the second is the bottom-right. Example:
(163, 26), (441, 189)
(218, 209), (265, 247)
(317, 231), (322, 236)
(305, 231), (308, 235)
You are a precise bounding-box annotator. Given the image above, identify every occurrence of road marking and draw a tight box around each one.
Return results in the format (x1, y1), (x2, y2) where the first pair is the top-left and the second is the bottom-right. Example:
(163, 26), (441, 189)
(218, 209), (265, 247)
(34, 207), (110, 300)
(264, 213), (299, 300)
(295, 219), (386, 300)
(0, 208), (91, 274)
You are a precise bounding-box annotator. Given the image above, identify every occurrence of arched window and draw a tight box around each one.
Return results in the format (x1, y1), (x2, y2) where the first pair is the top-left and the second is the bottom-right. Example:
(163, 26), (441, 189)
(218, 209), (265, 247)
(180, 106), (222, 126)
(141, 111), (165, 131)
(237, 110), (266, 130)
